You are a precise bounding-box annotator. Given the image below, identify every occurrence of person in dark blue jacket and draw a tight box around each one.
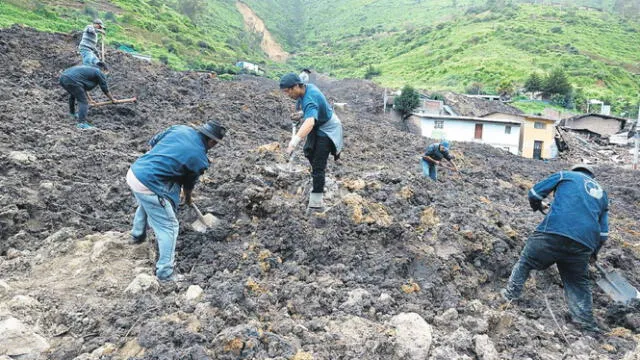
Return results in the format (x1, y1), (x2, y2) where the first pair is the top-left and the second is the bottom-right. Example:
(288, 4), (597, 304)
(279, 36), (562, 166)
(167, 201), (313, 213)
(421, 141), (457, 180)
(59, 62), (114, 129)
(126, 121), (226, 281)
(501, 164), (609, 333)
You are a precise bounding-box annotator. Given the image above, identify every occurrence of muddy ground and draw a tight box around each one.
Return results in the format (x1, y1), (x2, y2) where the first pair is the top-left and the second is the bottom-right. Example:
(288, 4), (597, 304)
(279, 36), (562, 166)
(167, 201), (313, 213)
(1, 26), (640, 360)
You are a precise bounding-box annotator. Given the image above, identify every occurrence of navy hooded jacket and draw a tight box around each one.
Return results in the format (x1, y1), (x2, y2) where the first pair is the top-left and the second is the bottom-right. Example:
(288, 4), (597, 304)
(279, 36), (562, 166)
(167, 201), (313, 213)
(529, 170), (609, 253)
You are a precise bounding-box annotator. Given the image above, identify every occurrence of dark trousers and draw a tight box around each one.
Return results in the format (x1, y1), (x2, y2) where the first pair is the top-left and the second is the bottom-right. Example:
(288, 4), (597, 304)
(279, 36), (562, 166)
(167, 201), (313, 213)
(307, 135), (334, 193)
(59, 76), (88, 123)
(505, 231), (598, 331)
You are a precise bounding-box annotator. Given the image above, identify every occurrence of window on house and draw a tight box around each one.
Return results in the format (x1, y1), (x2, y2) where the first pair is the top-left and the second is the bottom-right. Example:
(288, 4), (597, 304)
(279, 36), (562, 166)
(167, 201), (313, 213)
(434, 120), (444, 129)
(505, 125), (511, 134)
(534, 122), (546, 129)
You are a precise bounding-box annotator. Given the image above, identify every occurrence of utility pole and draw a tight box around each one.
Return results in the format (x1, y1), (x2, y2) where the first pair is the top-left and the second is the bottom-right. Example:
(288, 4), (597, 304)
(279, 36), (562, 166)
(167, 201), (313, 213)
(634, 103), (639, 170)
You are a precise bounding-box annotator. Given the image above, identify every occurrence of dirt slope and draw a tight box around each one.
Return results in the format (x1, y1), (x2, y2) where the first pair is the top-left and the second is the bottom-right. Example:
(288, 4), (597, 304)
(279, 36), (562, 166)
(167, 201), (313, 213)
(1, 26), (640, 359)
(236, 1), (289, 62)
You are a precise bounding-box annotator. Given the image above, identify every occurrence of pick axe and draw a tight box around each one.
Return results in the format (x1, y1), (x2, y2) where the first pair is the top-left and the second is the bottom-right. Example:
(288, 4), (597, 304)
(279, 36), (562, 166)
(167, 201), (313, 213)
(91, 97), (138, 107)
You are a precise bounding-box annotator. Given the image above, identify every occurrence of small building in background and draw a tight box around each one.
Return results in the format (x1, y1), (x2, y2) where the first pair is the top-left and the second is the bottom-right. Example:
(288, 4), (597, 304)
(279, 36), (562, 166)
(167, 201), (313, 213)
(481, 112), (557, 159)
(559, 113), (627, 138)
(235, 61), (264, 75)
(414, 114), (522, 155)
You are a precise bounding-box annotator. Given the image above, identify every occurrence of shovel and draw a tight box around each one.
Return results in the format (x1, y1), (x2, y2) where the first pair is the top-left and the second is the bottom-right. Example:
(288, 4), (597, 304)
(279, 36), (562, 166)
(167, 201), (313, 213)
(92, 97), (138, 107)
(595, 263), (640, 304)
(190, 202), (220, 233)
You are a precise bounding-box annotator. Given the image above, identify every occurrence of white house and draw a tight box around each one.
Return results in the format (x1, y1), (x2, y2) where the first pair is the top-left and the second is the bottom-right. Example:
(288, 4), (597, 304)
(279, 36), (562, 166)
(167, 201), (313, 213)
(414, 114), (522, 155)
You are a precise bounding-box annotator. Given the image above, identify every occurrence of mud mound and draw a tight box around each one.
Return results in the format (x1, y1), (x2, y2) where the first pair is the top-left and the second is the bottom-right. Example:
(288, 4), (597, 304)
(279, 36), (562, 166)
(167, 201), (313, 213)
(1, 25), (640, 359)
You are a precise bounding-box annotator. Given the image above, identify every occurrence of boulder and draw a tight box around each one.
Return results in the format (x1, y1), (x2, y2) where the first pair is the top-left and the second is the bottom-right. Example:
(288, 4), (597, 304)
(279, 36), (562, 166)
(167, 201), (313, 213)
(474, 334), (499, 360)
(0, 317), (50, 358)
(389, 312), (433, 359)
(124, 274), (159, 295)
(184, 285), (204, 303)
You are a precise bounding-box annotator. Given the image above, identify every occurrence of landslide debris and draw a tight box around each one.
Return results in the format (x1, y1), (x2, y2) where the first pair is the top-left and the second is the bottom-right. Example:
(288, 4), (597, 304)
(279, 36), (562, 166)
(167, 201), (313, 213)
(1, 25), (639, 359)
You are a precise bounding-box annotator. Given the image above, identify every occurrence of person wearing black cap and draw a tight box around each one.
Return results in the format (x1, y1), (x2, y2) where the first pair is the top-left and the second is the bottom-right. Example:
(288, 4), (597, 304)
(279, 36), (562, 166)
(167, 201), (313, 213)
(501, 164), (609, 334)
(59, 61), (115, 129)
(280, 73), (343, 213)
(79, 19), (105, 66)
(299, 69), (311, 84)
(126, 121), (226, 281)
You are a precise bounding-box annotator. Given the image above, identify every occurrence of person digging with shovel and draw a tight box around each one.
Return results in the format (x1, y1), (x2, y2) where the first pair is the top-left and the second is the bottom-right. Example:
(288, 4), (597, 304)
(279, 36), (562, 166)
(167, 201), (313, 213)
(78, 19), (105, 66)
(280, 73), (343, 213)
(126, 121), (226, 282)
(421, 140), (457, 181)
(501, 164), (609, 334)
(59, 61), (115, 129)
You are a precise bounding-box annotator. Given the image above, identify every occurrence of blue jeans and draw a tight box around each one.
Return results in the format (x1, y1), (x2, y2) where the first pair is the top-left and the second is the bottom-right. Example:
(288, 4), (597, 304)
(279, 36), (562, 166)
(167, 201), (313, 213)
(131, 192), (179, 280)
(505, 231), (598, 331)
(421, 160), (437, 180)
(80, 48), (99, 66)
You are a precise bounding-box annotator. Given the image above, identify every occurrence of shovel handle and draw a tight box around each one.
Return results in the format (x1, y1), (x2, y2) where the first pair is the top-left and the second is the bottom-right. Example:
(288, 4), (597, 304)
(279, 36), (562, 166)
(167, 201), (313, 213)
(595, 263), (607, 276)
(191, 203), (207, 223)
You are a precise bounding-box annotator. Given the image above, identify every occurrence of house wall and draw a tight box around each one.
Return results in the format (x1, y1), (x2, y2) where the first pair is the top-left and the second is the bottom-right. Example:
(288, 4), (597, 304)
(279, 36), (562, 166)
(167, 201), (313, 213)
(521, 118), (556, 159)
(564, 116), (624, 136)
(420, 118), (520, 155)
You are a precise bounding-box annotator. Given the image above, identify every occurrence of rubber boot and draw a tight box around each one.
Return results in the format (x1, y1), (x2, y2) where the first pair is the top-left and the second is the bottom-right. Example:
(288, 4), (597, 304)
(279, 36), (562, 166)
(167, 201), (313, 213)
(307, 192), (324, 214)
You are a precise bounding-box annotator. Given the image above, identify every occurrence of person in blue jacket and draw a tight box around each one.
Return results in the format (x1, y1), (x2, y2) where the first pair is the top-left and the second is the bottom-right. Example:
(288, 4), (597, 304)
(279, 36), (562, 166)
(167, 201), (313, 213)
(59, 62), (115, 129)
(126, 121), (226, 281)
(280, 73), (343, 213)
(421, 141), (457, 180)
(501, 164), (609, 333)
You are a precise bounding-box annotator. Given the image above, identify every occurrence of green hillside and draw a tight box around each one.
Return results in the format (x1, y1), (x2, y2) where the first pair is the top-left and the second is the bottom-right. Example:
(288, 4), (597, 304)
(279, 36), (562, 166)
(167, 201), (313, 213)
(0, 0), (265, 71)
(1, 0), (639, 115)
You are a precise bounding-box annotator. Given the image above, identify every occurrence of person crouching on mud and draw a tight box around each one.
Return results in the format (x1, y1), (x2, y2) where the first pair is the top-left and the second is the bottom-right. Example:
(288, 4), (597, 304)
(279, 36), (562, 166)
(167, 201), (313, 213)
(280, 73), (344, 213)
(126, 121), (226, 282)
(421, 141), (457, 181)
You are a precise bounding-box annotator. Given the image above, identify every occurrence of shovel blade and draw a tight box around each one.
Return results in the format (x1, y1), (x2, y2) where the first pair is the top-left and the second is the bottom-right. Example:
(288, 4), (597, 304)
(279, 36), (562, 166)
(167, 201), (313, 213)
(596, 270), (640, 304)
(191, 214), (220, 233)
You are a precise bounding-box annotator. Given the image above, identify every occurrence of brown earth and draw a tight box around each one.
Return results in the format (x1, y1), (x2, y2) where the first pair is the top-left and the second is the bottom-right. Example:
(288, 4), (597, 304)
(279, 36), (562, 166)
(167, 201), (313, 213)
(1, 25), (640, 359)
(235, 1), (289, 63)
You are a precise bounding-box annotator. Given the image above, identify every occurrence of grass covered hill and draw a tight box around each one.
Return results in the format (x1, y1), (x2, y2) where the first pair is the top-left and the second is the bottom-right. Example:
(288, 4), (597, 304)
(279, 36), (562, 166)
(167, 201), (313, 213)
(1, 0), (639, 114)
(0, 0), (267, 71)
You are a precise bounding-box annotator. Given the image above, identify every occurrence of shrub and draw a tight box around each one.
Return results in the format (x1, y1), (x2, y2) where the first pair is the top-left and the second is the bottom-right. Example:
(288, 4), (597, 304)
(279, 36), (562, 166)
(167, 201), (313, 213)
(104, 12), (116, 22)
(158, 55), (169, 65)
(83, 6), (98, 18)
(364, 64), (381, 79)
(550, 26), (563, 34)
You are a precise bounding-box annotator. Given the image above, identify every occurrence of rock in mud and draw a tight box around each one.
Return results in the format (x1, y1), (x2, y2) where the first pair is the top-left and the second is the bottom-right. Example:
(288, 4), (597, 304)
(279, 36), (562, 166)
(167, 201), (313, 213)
(389, 312), (433, 359)
(474, 334), (499, 360)
(434, 307), (459, 326)
(184, 285), (204, 303)
(124, 274), (159, 295)
(0, 317), (50, 358)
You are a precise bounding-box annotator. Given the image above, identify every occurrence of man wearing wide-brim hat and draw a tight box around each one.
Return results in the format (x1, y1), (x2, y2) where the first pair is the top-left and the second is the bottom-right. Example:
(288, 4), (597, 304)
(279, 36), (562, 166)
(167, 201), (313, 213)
(125, 121), (226, 282)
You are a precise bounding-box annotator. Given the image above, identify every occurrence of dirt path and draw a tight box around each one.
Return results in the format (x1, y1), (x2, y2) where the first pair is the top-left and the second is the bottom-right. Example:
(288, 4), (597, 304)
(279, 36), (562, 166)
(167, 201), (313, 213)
(235, 1), (289, 62)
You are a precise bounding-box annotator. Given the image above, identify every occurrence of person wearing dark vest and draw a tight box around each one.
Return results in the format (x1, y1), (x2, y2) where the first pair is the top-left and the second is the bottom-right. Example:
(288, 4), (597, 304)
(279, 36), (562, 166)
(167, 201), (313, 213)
(280, 73), (343, 213)
(59, 62), (114, 129)
(501, 164), (609, 334)
(126, 121), (226, 282)
(421, 141), (457, 180)
(79, 19), (105, 66)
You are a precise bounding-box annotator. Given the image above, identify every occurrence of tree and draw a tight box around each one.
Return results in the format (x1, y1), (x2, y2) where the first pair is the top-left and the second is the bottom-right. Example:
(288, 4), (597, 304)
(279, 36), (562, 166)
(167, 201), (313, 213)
(394, 85), (421, 130)
(543, 68), (572, 98)
(524, 72), (543, 95)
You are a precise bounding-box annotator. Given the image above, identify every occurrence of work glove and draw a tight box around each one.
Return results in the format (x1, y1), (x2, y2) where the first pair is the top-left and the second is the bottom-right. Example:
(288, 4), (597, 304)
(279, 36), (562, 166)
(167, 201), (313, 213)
(286, 135), (302, 156)
(529, 198), (543, 212)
